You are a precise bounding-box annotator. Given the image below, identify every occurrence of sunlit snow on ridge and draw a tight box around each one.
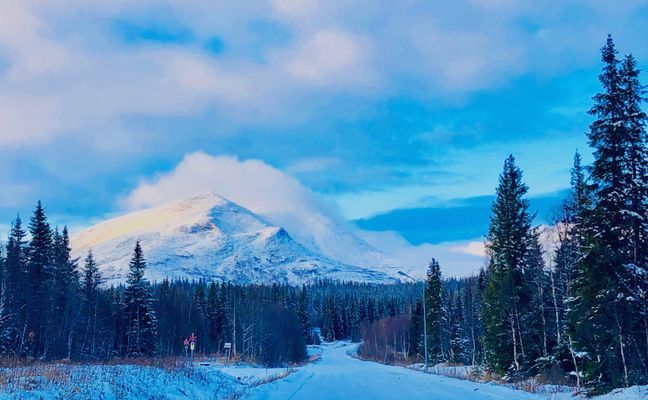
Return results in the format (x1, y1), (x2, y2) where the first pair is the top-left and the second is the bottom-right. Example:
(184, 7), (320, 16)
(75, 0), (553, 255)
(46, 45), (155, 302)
(71, 193), (396, 286)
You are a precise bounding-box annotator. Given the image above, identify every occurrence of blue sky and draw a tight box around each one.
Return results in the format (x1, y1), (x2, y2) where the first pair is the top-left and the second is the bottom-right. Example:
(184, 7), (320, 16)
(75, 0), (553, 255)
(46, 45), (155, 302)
(0, 0), (646, 253)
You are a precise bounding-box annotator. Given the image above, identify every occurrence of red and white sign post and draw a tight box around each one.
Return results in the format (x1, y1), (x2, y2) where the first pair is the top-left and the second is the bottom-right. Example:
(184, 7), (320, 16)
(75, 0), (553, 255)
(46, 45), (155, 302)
(183, 338), (190, 358)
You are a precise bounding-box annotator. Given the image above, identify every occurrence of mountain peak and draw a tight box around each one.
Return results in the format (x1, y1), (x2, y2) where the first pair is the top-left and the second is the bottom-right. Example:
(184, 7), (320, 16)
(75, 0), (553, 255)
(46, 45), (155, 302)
(71, 194), (394, 286)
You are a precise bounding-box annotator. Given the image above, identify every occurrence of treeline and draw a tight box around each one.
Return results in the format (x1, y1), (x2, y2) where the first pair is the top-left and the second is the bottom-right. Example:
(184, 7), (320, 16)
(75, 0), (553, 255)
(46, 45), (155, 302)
(367, 35), (646, 395)
(152, 278), (418, 365)
(0, 208), (417, 366)
(359, 275), (482, 367)
(0, 217), (168, 362)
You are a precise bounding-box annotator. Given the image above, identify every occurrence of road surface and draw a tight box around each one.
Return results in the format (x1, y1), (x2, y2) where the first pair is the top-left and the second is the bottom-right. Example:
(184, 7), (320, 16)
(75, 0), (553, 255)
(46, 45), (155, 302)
(247, 342), (545, 400)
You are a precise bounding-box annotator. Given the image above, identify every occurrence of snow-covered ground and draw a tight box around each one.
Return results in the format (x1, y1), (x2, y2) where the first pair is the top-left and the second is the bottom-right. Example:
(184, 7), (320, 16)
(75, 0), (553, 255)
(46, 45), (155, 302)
(247, 342), (647, 400)
(0, 362), (243, 399)
(1, 343), (646, 400)
(248, 342), (546, 400)
(407, 363), (575, 397)
(0, 346), (320, 399)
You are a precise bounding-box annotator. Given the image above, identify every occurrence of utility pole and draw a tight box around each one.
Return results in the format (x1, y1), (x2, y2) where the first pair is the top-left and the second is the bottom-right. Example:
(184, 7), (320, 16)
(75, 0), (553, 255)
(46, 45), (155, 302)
(232, 303), (237, 357)
(399, 271), (428, 373)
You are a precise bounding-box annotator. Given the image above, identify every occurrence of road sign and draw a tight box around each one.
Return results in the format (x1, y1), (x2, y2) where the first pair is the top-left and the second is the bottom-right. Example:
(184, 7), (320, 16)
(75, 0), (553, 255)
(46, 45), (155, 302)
(185, 333), (197, 358)
(223, 342), (232, 364)
(183, 338), (189, 357)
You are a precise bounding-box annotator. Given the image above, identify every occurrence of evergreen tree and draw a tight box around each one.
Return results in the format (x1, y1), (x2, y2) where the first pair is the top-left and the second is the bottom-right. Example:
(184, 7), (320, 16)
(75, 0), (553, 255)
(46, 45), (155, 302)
(483, 155), (539, 375)
(348, 296), (362, 343)
(447, 289), (465, 363)
(59, 227), (80, 359)
(206, 282), (218, 352)
(552, 152), (592, 386)
(366, 298), (376, 323)
(215, 284), (228, 351)
(619, 54), (647, 268)
(0, 247), (7, 353)
(112, 291), (126, 357)
(425, 258), (443, 362)
(572, 36), (648, 392)
(321, 297), (335, 341)
(619, 55), (648, 383)
(155, 278), (175, 355)
(526, 230), (552, 360)
(297, 285), (312, 344)
(81, 251), (101, 357)
(123, 242), (158, 357)
(3, 216), (27, 353)
(191, 281), (208, 354)
(462, 278), (482, 366)
(555, 152), (590, 309)
(408, 300), (423, 359)
(26, 201), (53, 358)
(48, 226), (79, 359)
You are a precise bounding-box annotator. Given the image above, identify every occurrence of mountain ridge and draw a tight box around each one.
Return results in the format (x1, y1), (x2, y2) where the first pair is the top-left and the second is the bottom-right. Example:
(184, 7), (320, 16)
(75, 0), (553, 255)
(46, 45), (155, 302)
(71, 193), (397, 286)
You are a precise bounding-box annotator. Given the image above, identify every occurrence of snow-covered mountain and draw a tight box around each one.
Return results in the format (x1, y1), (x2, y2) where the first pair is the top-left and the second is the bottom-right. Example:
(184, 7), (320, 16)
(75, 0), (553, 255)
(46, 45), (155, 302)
(71, 193), (396, 286)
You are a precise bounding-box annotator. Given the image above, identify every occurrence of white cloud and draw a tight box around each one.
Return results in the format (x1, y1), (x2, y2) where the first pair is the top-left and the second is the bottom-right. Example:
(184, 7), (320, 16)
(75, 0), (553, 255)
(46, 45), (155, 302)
(449, 241), (486, 257)
(408, 26), (526, 91)
(0, 1), (72, 79)
(124, 152), (332, 217)
(277, 29), (375, 87)
(0, 0), (643, 147)
(357, 230), (485, 277)
(123, 152), (364, 265)
(0, 1), (381, 147)
(123, 151), (486, 276)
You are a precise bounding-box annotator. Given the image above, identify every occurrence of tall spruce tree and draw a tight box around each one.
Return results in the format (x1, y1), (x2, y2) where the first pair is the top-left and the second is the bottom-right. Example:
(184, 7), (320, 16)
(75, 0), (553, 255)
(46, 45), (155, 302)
(572, 36), (648, 392)
(553, 151), (591, 386)
(0, 247), (7, 352)
(526, 229), (551, 360)
(425, 258), (443, 362)
(619, 55), (648, 383)
(3, 216), (27, 352)
(82, 250), (101, 357)
(555, 151), (590, 306)
(483, 155), (539, 375)
(26, 201), (53, 358)
(123, 241), (158, 357)
(619, 54), (647, 268)
(49, 226), (79, 359)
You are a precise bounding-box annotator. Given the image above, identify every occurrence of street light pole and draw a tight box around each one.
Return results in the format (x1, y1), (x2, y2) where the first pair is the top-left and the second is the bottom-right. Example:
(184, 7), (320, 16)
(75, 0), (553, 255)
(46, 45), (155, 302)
(398, 271), (428, 373)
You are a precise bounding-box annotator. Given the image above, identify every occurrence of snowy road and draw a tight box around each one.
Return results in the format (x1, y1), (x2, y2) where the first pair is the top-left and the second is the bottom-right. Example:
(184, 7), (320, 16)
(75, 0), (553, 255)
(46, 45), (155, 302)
(247, 342), (545, 400)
